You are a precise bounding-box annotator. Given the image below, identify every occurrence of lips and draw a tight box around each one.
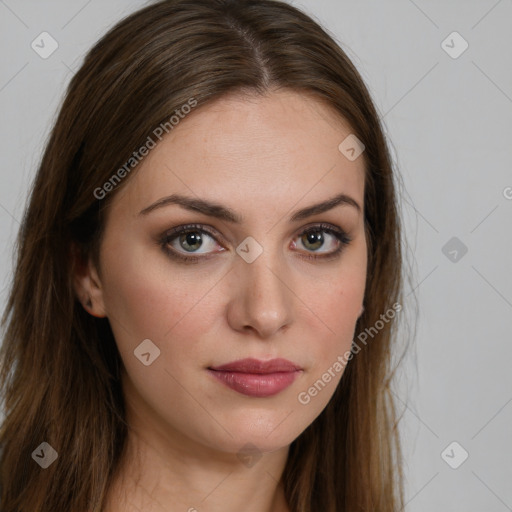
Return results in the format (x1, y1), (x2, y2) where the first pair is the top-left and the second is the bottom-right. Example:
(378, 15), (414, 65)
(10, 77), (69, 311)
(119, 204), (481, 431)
(207, 358), (302, 397)
(209, 358), (302, 373)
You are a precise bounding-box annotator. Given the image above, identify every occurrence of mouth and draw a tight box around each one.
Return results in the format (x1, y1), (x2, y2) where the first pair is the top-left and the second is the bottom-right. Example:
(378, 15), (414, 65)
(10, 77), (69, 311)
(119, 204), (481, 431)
(207, 358), (303, 398)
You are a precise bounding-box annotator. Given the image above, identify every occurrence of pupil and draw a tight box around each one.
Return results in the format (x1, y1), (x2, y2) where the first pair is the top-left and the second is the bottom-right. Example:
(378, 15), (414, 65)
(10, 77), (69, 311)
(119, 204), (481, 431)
(182, 231), (202, 251)
(304, 231), (323, 250)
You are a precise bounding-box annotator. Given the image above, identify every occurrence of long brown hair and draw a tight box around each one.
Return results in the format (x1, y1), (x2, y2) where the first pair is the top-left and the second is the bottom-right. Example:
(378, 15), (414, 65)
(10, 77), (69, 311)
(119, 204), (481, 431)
(0, 0), (408, 510)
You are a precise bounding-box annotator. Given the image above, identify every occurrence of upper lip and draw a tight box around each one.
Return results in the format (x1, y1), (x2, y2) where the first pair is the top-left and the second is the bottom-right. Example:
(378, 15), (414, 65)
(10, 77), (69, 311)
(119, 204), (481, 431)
(209, 358), (302, 374)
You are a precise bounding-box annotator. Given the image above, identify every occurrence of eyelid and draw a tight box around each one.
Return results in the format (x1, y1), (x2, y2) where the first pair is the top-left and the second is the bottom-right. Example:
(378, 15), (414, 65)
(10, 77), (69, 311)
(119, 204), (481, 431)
(163, 223), (222, 241)
(294, 221), (347, 236)
(292, 222), (352, 254)
(158, 224), (223, 264)
(162, 221), (349, 242)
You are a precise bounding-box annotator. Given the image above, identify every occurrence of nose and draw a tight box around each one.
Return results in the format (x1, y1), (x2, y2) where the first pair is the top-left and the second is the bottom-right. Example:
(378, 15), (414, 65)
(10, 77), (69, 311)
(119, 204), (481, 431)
(226, 251), (294, 339)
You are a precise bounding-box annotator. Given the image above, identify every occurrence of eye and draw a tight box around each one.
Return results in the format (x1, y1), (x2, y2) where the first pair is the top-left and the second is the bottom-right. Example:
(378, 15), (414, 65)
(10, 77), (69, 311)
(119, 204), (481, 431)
(159, 222), (352, 264)
(291, 223), (352, 260)
(159, 224), (224, 263)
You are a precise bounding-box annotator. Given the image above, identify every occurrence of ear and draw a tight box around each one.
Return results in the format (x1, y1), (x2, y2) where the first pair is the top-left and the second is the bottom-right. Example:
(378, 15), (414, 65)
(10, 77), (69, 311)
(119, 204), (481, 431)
(71, 243), (107, 318)
(358, 304), (365, 317)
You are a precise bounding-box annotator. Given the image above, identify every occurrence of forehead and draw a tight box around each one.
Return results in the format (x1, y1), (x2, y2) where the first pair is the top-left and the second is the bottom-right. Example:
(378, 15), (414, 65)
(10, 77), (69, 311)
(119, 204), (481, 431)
(109, 89), (365, 220)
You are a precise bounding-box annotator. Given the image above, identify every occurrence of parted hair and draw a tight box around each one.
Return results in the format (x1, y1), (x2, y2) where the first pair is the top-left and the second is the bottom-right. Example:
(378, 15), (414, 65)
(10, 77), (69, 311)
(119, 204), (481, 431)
(0, 1), (407, 510)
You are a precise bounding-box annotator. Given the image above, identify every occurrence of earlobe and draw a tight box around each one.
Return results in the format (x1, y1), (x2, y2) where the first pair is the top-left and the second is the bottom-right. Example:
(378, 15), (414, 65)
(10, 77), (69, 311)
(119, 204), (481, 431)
(79, 288), (105, 318)
(71, 244), (107, 318)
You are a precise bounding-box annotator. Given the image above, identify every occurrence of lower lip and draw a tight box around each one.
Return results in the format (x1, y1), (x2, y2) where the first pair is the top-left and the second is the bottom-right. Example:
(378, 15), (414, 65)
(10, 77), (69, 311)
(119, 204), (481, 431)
(207, 369), (301, 397)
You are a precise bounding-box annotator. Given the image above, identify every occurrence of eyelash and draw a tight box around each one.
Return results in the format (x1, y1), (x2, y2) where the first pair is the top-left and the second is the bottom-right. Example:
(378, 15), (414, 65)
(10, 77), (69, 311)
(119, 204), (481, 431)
(159, 222), (353, 264)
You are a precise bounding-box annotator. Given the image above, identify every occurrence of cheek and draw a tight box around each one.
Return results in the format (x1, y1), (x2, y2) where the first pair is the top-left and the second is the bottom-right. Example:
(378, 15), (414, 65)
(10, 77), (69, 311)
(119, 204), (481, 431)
(309, 261), (366, 335)
(302, 259), (366, 385)
(308, 293), (358, 377)
(101, 242), (218, 341)
(99, 248), (229, 398)
(99, 249), (219, 401)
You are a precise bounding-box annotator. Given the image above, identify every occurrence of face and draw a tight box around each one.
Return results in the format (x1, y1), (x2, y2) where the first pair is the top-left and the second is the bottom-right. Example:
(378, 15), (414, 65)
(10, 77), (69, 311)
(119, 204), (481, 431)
(81, 89), (367, 456)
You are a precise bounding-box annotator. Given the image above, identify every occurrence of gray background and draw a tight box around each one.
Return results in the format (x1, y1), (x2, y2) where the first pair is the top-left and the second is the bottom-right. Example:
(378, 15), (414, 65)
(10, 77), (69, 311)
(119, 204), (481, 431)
(1, 0), (511, 510)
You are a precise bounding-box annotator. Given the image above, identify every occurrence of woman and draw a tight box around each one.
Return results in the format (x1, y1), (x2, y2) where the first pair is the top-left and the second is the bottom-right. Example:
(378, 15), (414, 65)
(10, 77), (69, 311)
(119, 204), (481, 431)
(0, 0), (407, 510)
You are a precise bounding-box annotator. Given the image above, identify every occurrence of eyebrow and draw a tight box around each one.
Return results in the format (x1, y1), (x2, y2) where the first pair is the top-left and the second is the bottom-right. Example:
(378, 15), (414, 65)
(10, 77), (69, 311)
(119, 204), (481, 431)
(138, 192), (361, 222)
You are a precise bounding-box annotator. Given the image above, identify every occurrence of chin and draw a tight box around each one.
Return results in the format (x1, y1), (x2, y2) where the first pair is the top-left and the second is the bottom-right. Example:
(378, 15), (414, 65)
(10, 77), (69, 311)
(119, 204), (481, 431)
(196, 415), (308, 457)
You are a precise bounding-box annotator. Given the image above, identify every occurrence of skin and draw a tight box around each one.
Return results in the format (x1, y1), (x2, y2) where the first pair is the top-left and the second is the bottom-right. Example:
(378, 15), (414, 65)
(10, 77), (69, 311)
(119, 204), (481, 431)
(74, 89), (367, 512)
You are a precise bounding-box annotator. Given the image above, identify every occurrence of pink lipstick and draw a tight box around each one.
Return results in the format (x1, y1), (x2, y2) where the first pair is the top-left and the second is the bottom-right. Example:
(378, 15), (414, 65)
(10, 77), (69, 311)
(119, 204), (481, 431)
(207, 358), (302, 397)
